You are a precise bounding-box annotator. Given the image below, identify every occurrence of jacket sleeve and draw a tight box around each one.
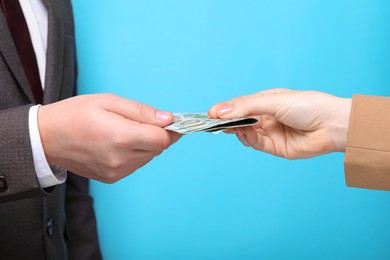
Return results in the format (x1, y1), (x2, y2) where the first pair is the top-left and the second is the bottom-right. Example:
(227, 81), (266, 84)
(344, 94), (390, 191)
(0, 105), (47, 203)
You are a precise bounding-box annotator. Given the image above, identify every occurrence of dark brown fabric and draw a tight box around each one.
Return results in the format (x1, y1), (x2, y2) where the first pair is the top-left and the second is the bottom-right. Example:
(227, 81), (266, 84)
(0, 0), (43, 104)
(0, 0), (102, 259)
(65, 174), (103, 260)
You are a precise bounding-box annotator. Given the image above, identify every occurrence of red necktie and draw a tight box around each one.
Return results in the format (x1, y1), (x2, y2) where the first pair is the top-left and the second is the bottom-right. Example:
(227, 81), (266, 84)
(0, 0), (43, 104)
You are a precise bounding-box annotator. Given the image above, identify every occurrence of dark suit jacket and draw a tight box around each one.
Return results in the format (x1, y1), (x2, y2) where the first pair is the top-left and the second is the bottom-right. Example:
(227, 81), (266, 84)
(0, 0), (102, 259)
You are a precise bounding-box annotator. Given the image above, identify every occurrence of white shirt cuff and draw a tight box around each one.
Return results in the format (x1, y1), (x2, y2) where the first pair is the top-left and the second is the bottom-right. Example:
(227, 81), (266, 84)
(29, 105), (67, 188)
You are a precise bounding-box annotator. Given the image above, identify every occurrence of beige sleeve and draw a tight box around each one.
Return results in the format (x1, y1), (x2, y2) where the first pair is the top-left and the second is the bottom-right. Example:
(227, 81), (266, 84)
(344, 94), (390, 191)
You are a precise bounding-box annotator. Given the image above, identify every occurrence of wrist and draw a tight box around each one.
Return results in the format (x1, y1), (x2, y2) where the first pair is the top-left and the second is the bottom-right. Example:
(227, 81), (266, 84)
(29, 105), (67, 187)
(331, 97), (352, 152)
(37, 104), (58, 165)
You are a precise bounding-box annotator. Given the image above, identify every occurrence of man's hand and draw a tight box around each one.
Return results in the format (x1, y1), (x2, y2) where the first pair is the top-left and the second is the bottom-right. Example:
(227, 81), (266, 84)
(38, 94), (181, 183)
(208, 89), (351, 159)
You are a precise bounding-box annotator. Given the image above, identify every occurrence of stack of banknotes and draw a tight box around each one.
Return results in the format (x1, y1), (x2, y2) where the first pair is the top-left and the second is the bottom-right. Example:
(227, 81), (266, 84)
(164, 113), (258, 134)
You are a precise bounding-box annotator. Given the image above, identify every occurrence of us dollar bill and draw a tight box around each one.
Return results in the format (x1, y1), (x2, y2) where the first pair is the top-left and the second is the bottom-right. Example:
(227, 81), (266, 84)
(164, 113), (258, 134)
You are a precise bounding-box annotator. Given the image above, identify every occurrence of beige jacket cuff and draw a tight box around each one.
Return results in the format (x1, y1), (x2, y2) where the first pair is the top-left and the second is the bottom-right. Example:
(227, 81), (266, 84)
(344, 94), (390, 191)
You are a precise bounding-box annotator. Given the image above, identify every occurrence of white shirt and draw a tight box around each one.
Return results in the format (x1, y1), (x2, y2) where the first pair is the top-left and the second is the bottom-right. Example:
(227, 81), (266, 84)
(20, 0), (67, 188)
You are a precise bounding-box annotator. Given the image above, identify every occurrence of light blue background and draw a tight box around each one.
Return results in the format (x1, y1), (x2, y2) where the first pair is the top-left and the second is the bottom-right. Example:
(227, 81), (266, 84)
(73, 1), (390, 259)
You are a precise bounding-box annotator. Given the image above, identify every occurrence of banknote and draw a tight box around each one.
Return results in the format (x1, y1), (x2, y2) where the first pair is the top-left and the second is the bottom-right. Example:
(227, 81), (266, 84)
(164, 113), (258, 134)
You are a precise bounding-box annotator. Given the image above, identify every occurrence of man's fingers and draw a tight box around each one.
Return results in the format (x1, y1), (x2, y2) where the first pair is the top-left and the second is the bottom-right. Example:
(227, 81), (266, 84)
(168, 131), (183, 145)
(103, 94), (174, 127)
(123, 121), (178, 151)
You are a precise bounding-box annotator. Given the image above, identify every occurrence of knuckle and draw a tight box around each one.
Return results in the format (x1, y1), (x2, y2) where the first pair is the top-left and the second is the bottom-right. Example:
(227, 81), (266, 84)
(148, 130), (170, 151)
(106, 157), (123, 170)
(160, 136), (170, 150)
(102, 170), (120, 184)
(104, 177), (117, 184)
(104, 93), (117, 100)
(156, 132), (171, 151)
(98, 93), (116, 105)
(102, 155), (124, 174)
(153, 149), (164, 157)
(134, 102), (147, 118)
(111, 132), (128, 148)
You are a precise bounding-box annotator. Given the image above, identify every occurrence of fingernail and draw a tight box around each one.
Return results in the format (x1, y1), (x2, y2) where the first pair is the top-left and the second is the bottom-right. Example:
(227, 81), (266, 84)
(217, 105), (233, 116)
(156, 111), (172, 122)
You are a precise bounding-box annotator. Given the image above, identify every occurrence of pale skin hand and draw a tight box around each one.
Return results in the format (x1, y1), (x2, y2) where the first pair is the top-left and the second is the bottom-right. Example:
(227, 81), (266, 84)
(38, 94), (181, 183)
(208, 89), (352, 159)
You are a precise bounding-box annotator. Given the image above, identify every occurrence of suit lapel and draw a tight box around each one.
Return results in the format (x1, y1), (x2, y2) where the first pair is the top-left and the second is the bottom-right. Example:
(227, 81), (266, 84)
(43, 0), (65, 104)
(0, 13), (35, 103)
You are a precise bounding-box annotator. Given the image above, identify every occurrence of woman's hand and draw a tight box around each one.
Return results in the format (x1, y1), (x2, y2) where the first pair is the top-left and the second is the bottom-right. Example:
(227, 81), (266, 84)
(208, 89), (351, 159)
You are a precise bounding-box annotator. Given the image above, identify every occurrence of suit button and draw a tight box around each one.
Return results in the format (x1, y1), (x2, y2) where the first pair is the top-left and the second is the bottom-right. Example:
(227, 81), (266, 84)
(46, 218), (55, 237)
(0, 176), (8, 192)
